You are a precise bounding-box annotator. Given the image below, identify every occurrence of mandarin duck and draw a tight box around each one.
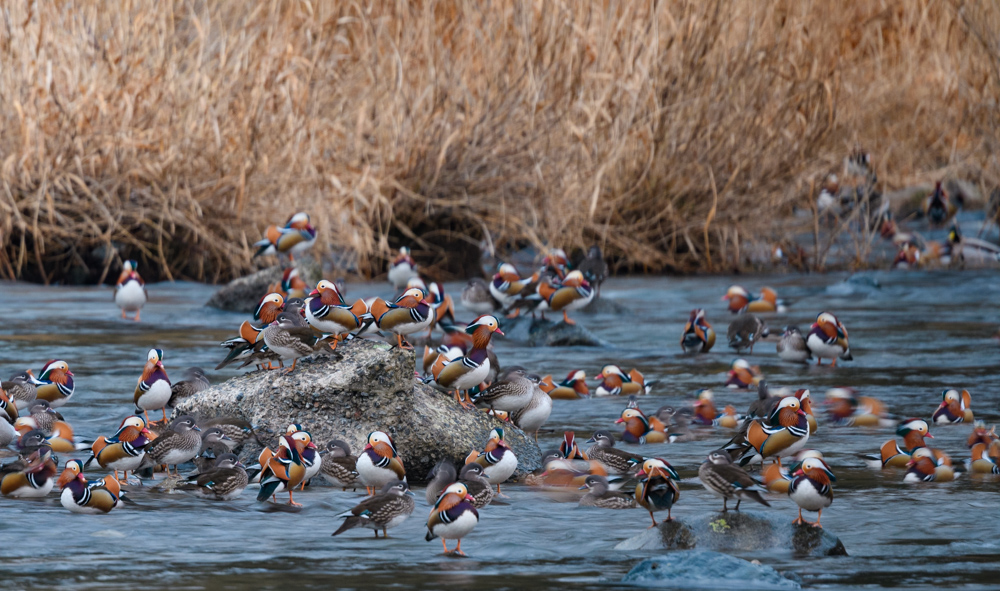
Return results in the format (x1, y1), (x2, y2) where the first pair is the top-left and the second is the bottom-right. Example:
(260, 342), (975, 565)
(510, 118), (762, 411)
(30, 360), (75, 409)
(726, 359), (762, 389)
(932, 389), (974, 424)
(559, 431), (589, 462)
(512, 376), (552, 442)
(181, 454), (248, 501)
(470, 366), (533, 412)
(698, 450), (771, 512)
(777, 326), (811, 363)
(167, 367), (210, 409)
(426, 282), (456, 334)
(43, 420), (89, 454)
(278, 267), (309, 299)
(681, 308), (716, 353)
(458, 463), (496, 509)
(789, 457), (835, 527)
(732, 397), (811, 468)
(816, 174), (840, 219)
(25, 400), (59, 436)
(865, 418), (933, 469)
(253, 212), (317, 261)
(134, 348), (171, 424)
(466, 427), (518, 495)
(141, 416), (202, 476)
(577, 245), (609, 296)
(216, 293), (286, 370)
(616, 408), (667, 444)
(723, 286), (782, 314)
(87, 416), (152, 484)
(727, 314), (769, 354)
(425, 482), (479, 556)
(1, 443), (56, 498)
(635, 458), (681, 526)
(321, 440), (360, 491)
(2, 371), (37, 411)
(260, 311), (332, 374)
(762, 449), (825, 494)
(585, 431), (644, 475)
(539, 370), (590, 400)
(333, 480), (415, 538)
(460, 278), (501, 315)
(806, 312), (852, 366)
(692, 390), (740, 427)
(923, 182), (957, 227)
(0, 395), (15, 448)
(579, 474), (636, 509)
(58, 459), (125, 514)
(434, 316), (504, 408)
(387, 246), (419, 290)
(373, 288), (434, 349)
(967, 442), (1000, 475)
(823, 388), (891, 427)
(289, 430), (321, 489)
(536, 270), (595, 325)
(114, 260), (147, 321)
(356, 431), (406, 495)
(542, 248), (570, 279)
(489, 263), (540, 312)
(594, 365), (656, 396)
(903, 447), (955, 483)
(794, 389), (819, 435)
(966, 422), (997, 450)
(257, 434), (309, 506)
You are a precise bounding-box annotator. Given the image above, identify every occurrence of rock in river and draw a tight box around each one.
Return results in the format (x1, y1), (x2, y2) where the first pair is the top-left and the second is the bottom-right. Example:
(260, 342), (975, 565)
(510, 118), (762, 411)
(622, 550), (801, 589)
(174, 339), (541, 482)
(206, 261), (322, 313)
(498, 316), (610, 347)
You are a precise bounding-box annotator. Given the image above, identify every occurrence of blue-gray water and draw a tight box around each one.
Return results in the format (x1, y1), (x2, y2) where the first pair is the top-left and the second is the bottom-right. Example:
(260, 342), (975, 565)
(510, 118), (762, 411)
(0, 271), (998, 590)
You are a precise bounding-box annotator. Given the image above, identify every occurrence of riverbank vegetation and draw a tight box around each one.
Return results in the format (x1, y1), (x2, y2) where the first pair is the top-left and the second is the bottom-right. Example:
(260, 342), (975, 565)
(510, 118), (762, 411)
(1, 1), (998, 283)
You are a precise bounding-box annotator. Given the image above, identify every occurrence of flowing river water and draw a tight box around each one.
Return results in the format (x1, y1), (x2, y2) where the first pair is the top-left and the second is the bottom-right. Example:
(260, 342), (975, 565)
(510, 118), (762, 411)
(0, 271), (997, 590)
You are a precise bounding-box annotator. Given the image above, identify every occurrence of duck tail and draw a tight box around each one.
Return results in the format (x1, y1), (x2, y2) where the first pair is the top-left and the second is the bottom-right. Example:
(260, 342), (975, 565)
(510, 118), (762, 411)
(256, 478), (283, 502)
(331, 516), (364, 536)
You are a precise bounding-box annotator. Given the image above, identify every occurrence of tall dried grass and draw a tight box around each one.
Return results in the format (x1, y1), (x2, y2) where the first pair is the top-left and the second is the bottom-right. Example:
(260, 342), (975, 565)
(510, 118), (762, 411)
(0, 0), (998, 282)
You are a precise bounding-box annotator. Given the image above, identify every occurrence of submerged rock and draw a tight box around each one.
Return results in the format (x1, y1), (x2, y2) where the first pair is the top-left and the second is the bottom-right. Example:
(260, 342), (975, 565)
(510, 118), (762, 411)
(581, 297), (631, 315)
(615, 512), (846, 557)
(206, 260), (322, 313)
(499, 315), (610, 347)
(622, 550), (800, 589)
(173, 339), (541, 482)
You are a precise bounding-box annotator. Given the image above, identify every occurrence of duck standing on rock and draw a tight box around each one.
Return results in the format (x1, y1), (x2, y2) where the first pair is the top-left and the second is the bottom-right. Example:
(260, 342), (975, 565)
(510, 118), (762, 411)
(806, 312), (852, 366)
(114, 260), (147, 321)
(471, 367), (534, 412)
(183, 454), (249, 501)
(636, 458), (681, 526)
(789, 457), (834, 527)
(698, 450), (771, 512)
(387, 246), (419, 290)
(356, 431), (406, 495)
(332, 480), (415, 538)
(466, 427), (518, 496)
(134, 349), (171, 425)
(681, 308), (716, 353)
(434, 315), (504, 408)
(537, 270), (594, 325)
(253, 212), (317, 262)
(426, 482), (479, 556)
(727, 314), (768, 354)
(261, 311), (331, 374)
(167, 367), (210, 409)
(304, 280), (363, 350)
(216, 293), (286, 370)
(141, 416), (204, 476)
(373, 288), (434, 349)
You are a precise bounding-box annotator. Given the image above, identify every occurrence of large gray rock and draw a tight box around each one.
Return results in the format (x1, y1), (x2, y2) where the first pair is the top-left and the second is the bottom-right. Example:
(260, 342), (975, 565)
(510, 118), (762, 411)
(615, 512), (846, 557)
(622, 551), (801, 589)
(206, 260), (322, 313)
(173, 339), (541, 482)
(498, 316), (610, 347)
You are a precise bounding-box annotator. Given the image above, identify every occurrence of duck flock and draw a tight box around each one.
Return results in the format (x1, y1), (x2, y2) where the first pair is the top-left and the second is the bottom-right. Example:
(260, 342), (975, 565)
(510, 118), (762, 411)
(1, 201), (998, 560)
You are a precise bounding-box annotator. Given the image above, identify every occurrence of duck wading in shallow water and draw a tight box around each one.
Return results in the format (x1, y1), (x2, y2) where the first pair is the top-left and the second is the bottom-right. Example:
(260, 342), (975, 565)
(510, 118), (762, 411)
(253, 212), (317, 261)
(58, 459), (125, 514)
(425, 482), (479, 556)
(465, 428), (518, 496)
(332, 480), (415, 538)
(356, 431), (406, 495)
(594, 365), (656, 397)
(539, 370), (590, 400)
(133, 349), (171, 425)
(86, 415), (152, 484)
(114, 260), (147, 321)
(256, 434), (309, 506)
(865, 418), (933, 469)
(806, 312), (852, 366)
(777, 326), (811, 363)
(727, 314), (768, 354)
(489, 263), (540, 315)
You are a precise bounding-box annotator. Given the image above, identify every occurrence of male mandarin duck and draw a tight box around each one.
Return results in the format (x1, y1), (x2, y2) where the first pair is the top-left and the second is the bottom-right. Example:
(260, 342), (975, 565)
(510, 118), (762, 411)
(698, 450), (771, 512)
(466, 427), (518, 495)
(727, 314), (769, 354)
(425, 482), (479, 556)
(578, 474), (636, 509)
(373, 287), (434, 349)
(932, 389), (974, 424)
(967, 442), (1000, 475)
(536, 270), (595, 325)
(616, 408), (667, 444)
(594, 365), (656, 396)
(489, 263), (540, 312)
(723, 286), (782, 314)
(387, 246), (419, 290)
(182, 454), (248, 501)
(114, 260), (147, 321)
(257, 434), (309, 506)
(903, 447), (955, 483)
(216, 293), (286, 370)
(923, 181), (958, 227)
(304, 280), (363, 350)
(44, 420), (89, 454)
(87, 415), (153, 484)
(681, 308), (716, 353)
(867, 418), (933, 469)
(789, 457), (835, 527)
(2, 371), (37, 411)
(692, 390), (741, 428)
(806, 312), (852, 366)
(823, 387), (891, 427)
(542, 248), (570, 279)
(434, 315), (504, 408)
(458, 463), (496, 509)
(777, 326), (811, 363)
(471, 366), (533, 412)
(1, 444), (56, 498)
(134, 348), (171, 424)
(426, 282), (456, 333)
(893, 242), (923, 269)
(794, 389), (819, 435)
(30, 360), (75, 409)
(539, 370), (590, 400)
(529, 451), (609, 489)
(283, 429), (320, 490)
(635, 458), (681, 526)
(559, 431), (588, 461)
(460, 278), (501, 315)
(253, 212), (317, 261)
(512, 375), (552, 442)
(141, 416), (204, 476)
(58, 459), (124, 514)
(332, 480), (415, 538)
(725, 358), (762, 389)
(356, 431), (406, 495)
(735, 397), (810, 468)
(321, 440), (360, 491)
(585, 431), (644, 475)
(278, 267), (309, 300)
(762, 449), (825, 494)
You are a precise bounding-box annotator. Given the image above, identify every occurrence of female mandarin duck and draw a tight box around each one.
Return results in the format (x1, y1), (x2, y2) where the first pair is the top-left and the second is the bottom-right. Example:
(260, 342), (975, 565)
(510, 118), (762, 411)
(356, 431), (406, 495)
(736, 397), (810, 468)
(87, 415), (152, 484)
(725, 358), (762, 389)
(806, 312), (852, 366)
(777, 326), (810, 363)
(3, 371), (37, 411)
(867, 418), (933, 469)
(489, 263), (540, 312)
(30, 360), (75, 409)
(425, 482), (479, 556)
(723, 285), (782, 314)
(512, 375), (552, 442)
(461, 278), (501, 315)
(788, 457), (835, 528)
(698, 450), (771, 512)
(824, 387), (891, 427)
(253, 212), (317, 261)
(594, 365), (656, 396)
(434, 315), (504, 408)
(304, 280), (363, 350)
(727, 314), (768, 354)
(681, 308), (716, 353)
(373, 288), (434, 349)
(426, 282), (456, 334)
(635, 458), (681, 526)
(466, 427), (518, 495)
(1, 444), (56, 498)
(539, 370), (590, 400)
(470, 367), (534, 412)
(114, 260), (147, 321)
(256, 434), (309, 506)
(579, 474), (636, 509)
(261, 311), (333, 374)
(616, 408), (667, 444)
(536, 270), (595, 325)
(58, 460), (124, 514)
(332, 480), (415, 538)
(387, 246), (419, 290)
(932, 389), (974, 424)
(134, 348), (171, 425)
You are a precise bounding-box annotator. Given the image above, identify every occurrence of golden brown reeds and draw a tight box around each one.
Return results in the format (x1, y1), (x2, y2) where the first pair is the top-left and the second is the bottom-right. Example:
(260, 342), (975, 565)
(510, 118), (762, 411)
(1, 0), (998, 282)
